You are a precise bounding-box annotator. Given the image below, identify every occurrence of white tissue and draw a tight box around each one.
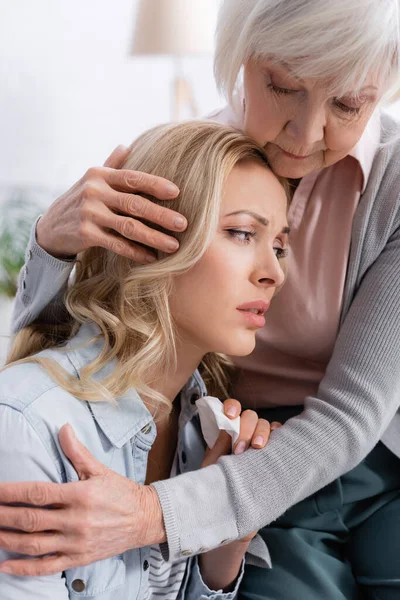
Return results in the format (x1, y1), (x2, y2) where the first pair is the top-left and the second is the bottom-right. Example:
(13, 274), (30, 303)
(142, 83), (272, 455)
(196, 396), (241, 450)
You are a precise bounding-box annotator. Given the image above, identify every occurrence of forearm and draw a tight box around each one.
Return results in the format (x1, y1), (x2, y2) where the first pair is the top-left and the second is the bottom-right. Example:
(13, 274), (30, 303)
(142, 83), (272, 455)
(199, 540), (250, 592)
(11, 217), (74, 334)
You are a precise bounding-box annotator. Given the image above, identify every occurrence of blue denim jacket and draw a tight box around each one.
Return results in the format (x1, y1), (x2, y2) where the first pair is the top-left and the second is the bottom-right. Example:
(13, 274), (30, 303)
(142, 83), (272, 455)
(0, 322), (243, 599)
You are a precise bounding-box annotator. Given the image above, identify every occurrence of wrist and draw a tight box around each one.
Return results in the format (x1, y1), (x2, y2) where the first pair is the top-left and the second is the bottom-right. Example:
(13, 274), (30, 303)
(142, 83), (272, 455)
(139, 485), (167, 546)
(36, 216), (76, 260)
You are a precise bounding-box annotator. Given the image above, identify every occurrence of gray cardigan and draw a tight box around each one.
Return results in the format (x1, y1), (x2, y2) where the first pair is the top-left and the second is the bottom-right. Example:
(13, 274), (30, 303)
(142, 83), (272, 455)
(11, 112), (400, 563)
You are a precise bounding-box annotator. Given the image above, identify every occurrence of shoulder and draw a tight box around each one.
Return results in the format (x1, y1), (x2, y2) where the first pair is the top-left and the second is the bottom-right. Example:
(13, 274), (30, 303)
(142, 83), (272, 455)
(0, 349), (94, 481)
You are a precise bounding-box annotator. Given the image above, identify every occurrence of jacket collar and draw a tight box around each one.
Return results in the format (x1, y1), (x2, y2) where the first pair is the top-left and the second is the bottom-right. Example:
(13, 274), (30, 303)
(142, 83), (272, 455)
(63, 322), (206, 448)
(65, 322), (155, 448)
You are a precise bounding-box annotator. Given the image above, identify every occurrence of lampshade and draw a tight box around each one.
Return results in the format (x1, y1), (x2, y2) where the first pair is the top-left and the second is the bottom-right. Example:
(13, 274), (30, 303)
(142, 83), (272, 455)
(131, 0), (218, 56)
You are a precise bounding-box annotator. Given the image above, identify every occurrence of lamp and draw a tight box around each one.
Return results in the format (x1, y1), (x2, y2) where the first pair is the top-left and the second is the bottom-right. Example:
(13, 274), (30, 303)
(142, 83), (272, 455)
(130, 0), (218, 120)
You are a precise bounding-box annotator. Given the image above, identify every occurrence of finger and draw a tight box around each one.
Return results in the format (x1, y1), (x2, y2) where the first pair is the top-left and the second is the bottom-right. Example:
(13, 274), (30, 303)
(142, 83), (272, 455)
(106, 191), (187, 233)
(0, 505), (63, 533)
(223, 398), (241, 419)
(0, 554), (75, 577)
(59, 424), (108, 481)
(105, 213), (180, 254)
(0, 530), (65, 557)
(82, 222), (157, 263)
(0, 481), (68, 507)
(270, 421), (282, 431)
(234, 410), (259, 455)
(103, 145), (130, 169)
(202, 431), (231, 468)
(104, 168), (180, 201)
(251, 419), (271, 449)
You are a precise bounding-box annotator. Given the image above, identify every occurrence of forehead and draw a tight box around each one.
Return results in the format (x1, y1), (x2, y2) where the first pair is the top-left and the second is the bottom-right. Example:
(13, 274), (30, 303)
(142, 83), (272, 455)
(222, 160), (288, 221)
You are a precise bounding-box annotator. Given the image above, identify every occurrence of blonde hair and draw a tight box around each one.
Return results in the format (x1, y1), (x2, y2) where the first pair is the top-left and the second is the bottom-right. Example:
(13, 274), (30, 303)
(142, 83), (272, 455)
(6, 121), (288, 418)
(214, 0), (400, 104)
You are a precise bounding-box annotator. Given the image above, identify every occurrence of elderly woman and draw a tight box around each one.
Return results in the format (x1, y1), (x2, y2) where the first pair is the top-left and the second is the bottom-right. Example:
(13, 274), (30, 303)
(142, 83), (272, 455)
(1, 0), (400, 598)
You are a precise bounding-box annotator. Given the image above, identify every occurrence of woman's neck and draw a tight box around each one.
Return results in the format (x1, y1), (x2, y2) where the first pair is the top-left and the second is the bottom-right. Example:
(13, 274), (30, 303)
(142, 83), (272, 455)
(144, 342), (204, 407)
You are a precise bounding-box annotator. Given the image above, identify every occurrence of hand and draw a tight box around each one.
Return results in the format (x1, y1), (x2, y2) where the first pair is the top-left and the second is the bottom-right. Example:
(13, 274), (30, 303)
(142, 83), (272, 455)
(202, 398), (282, 468)
(0, 424), (165, 577)
(199, 399), (281, 591)
(36, 145), (187, 262)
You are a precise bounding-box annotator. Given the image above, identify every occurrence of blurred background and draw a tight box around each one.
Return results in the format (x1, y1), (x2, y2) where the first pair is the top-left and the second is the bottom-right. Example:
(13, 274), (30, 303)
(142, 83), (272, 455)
(0, 0), (223, 363)
(1, 0), (400, 365)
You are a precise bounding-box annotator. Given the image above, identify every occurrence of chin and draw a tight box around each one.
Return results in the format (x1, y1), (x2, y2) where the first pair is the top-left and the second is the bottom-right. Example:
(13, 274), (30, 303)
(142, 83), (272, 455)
(221, 336), (256, 357)
(270, 160), (317, 179)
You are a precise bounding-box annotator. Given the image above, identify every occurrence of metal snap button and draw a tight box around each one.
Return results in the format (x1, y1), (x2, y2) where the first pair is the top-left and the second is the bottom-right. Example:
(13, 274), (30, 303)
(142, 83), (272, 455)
(71, 579), (86, 592)
(143, 559), (149, 571)
(141, 424), (152, 434)
(181, 549), (193, 556)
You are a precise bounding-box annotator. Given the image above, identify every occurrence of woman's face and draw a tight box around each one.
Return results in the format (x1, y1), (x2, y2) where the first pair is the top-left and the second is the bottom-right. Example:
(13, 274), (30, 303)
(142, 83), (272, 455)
(243, 59), (383, 178)
(169, 160), (289, 358)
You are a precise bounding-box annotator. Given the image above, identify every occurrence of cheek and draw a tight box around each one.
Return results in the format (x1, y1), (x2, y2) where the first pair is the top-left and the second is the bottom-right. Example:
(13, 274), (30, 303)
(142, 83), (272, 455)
(244, 87), (286, 144)
(324, 115), (370, 154)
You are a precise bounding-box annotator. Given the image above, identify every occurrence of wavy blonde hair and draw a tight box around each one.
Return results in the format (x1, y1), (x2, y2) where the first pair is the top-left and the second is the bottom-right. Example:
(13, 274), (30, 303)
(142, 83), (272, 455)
(6, 121), (288, 418)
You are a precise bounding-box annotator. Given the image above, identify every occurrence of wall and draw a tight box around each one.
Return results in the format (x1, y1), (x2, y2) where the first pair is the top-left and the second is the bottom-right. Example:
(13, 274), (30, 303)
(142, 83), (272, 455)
(0, 0), (223, 363)
(0, 0), (222, 192)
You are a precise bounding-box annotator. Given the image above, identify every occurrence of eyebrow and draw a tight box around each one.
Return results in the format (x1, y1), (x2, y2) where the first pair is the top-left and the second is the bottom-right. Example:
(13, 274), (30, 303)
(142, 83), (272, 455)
(225, 210), (291, 234)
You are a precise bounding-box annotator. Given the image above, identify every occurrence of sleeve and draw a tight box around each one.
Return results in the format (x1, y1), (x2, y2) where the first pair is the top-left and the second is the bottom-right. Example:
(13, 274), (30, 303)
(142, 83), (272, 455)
(181, 556), (244, 600)
(11, 217), (75, 334)
(0, 404), (70, 599)
(153, 224), (400, 561)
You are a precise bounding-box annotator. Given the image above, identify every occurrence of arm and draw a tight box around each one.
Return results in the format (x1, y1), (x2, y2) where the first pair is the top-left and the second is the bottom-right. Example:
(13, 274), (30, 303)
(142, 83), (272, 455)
(0, 405), (69, 599)
(183, 408), (272, 598)
(11, 145), (185, 334)
(11, 217), (75, 334)
(153, 224), (400, 560)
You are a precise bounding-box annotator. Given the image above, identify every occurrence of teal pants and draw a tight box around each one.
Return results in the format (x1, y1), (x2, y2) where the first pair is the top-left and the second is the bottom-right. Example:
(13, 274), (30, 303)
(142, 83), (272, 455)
(240, 407), (400, 600)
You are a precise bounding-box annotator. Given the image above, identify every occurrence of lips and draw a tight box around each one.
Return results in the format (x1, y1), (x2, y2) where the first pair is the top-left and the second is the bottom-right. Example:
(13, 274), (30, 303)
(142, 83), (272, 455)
(236, 300), (270, 327)
(281, 149), (311, 160)
(236, 300), (270, 314)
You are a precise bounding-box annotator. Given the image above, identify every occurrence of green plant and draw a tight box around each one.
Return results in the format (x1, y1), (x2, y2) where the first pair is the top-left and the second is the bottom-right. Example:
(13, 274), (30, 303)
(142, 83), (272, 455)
(0, 190), (43, 298)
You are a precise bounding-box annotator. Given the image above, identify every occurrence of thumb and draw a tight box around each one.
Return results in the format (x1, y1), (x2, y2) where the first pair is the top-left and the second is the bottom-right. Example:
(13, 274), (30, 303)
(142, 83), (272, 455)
(59, 423), (107, 480)
(103, 144), (130, 169)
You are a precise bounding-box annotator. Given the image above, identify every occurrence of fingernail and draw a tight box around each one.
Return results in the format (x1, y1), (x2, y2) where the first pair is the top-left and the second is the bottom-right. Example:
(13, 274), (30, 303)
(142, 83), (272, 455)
(253, 436), (264, 447)
(167, 239), (179, 252)
(167, 184), (179, 197)
(227, 406), (237, 418)
(174, 216), (186, 230)
(145, 254), (157, 263)
(235, 441), (246, 455)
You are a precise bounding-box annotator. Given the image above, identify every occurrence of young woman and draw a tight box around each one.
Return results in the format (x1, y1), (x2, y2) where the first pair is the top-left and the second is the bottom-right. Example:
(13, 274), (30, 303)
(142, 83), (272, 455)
(0, 121), (289, 598)
(2, 0), (400, 598)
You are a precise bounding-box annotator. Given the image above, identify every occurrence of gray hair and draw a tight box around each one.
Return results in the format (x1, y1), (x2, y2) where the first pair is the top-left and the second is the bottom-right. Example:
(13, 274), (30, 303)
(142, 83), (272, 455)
(214, 0), (400, 102)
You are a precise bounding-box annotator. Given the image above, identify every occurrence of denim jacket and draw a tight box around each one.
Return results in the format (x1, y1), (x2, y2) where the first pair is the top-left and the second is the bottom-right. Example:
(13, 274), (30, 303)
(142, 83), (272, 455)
(0, 321), (243, 599)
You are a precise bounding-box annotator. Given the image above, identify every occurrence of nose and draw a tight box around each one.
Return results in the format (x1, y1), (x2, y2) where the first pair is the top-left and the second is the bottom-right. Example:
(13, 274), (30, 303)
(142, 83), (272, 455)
(285, 100), (326, 148)
(252, 250), (286, 290)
